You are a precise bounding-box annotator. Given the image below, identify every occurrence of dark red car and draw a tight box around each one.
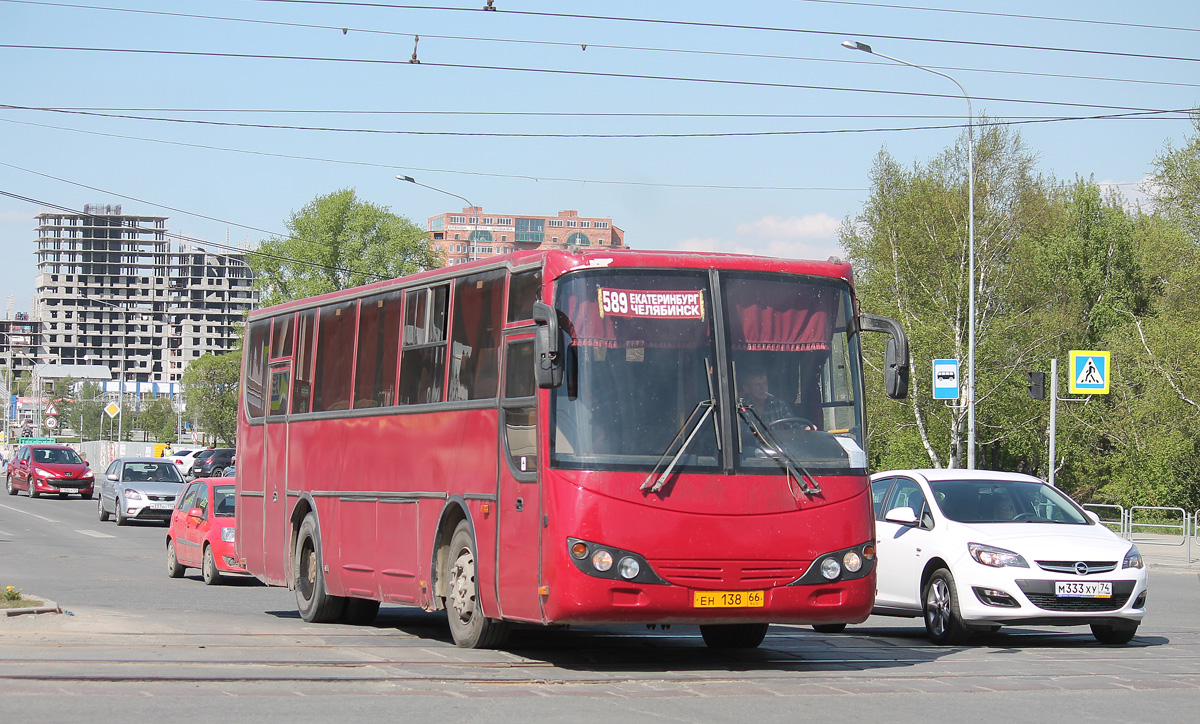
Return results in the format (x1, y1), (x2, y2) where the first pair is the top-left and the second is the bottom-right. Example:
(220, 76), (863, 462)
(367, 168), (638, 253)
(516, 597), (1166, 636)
(165, 478), (246, 585)
(4, 444), (95, 499)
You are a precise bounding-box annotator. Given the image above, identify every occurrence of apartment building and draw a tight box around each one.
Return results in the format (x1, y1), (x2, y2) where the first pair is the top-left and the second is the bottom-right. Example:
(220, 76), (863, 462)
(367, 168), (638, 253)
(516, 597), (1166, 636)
(426, 208), (626, 265)
(29, 204), (256, 391)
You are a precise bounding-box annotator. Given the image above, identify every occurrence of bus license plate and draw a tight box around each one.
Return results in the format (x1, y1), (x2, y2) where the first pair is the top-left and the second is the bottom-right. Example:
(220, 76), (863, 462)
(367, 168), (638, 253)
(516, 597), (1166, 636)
(1055, 581), (1112, 598)
(693, 590), (765, 608)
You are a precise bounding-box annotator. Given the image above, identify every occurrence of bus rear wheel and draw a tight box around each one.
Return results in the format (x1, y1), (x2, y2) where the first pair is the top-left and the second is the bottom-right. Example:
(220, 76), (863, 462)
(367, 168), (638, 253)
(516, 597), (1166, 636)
(295, 513), (345, 623)
(445, 520), (509, 648)
(699, 623), (769, 649)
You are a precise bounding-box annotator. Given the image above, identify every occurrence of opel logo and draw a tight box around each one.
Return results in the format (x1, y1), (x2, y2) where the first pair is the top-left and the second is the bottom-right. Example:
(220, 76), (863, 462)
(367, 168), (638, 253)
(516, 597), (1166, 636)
(1075, 561), (1089, 576)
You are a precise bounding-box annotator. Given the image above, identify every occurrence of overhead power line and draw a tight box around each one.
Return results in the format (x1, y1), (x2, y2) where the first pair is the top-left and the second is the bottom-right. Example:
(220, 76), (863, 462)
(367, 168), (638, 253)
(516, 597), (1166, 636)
(0, 44), (1178, 115)
(0, 188), (391, 282)
(0, 104), (1189, 139)
(788, 0), (1200, 35)
(4, 1), (1199, 91)
(247, 0), (1200, 64)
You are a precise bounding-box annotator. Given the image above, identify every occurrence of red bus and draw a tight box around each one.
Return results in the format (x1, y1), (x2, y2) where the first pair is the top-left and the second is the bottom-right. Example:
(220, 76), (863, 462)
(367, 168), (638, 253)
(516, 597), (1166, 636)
(236, 248), (908, 648)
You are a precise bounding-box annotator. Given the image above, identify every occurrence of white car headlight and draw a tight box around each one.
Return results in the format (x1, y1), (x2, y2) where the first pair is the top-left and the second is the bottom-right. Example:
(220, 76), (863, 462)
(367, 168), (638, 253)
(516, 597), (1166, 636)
(969, 542), (1029, 568)
(221, 527), (236, 543)
(123, 489), (144, 500)
(1122, 545), (1144, 569)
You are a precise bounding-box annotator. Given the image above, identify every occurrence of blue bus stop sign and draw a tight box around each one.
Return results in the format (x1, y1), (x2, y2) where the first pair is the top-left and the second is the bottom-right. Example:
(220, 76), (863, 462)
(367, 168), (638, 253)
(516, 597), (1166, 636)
(932, 359), (960, 400)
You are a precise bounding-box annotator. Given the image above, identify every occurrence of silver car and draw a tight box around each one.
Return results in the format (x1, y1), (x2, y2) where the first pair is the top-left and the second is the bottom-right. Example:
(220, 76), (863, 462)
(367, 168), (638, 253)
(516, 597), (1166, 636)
(97, 458), (187, 526)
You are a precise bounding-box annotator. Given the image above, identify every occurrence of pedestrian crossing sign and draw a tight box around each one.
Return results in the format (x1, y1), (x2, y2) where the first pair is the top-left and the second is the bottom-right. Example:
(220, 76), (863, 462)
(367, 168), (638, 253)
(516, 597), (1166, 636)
(1069, 350), (1110, 395)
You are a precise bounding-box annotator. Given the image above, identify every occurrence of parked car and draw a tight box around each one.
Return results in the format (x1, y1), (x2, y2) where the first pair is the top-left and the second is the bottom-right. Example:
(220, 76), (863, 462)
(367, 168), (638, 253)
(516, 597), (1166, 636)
(190, 448), (235, 478)
(4, 444), (95, 499)
(170, 449), (202, 476)
(97, 458), (187, 526)
(845, 470), (1147, 645)
(166, 478), (246, 585)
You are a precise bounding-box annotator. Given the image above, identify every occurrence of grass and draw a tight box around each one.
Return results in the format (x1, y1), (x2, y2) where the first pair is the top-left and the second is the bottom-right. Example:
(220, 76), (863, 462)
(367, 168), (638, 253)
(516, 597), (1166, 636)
(2, 585), (43, 609)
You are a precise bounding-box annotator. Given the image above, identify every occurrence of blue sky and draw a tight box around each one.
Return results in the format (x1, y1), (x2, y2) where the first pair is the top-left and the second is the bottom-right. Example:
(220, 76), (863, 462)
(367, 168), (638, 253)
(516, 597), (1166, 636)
(2, 0), (1197, 312)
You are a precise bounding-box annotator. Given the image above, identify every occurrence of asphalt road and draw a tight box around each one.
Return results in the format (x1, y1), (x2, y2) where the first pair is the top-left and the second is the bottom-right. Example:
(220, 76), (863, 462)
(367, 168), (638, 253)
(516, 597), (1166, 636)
(3, 490), (1199, 722)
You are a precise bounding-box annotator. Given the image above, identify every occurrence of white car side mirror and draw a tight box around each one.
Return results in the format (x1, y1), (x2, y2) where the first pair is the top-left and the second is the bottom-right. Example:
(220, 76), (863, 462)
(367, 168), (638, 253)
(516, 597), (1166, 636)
(106, 473), (118, 481)
(884, 506), (919, 526)
(1085, 510), (1101, 523)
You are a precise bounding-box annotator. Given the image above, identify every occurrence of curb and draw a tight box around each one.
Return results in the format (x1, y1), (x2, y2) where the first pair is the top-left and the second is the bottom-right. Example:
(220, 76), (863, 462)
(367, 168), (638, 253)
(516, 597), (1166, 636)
(2, 596), (61, 617)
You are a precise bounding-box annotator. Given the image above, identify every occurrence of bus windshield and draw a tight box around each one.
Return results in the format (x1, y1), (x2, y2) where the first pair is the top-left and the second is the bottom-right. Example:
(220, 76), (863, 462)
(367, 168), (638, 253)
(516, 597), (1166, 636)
(550, 269), (866, 474)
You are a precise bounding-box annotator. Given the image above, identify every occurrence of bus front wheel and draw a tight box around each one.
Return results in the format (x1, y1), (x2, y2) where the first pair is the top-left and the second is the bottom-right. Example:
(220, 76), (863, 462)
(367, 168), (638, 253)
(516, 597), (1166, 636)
(445, 520), (509, 648)
(699, 623), (769, 649)
(295, 513), (345, 623)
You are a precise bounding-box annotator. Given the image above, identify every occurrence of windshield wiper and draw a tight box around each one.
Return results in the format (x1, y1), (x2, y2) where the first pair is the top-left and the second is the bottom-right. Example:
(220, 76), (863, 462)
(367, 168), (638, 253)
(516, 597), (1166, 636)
(736, 403), (822, 496)
(641, 399), (717, 493)
(641, 359), (721, 494)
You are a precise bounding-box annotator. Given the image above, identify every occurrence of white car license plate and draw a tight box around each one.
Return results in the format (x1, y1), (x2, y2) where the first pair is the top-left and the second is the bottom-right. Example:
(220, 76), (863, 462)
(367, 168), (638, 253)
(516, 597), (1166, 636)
(1055, 580), (1112, 598)
(151, 502), (175, 510)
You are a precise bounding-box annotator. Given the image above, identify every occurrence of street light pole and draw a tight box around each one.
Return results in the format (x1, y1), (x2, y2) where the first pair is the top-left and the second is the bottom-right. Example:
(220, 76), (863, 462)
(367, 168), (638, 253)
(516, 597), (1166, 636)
(396, 175), (481, 263)
(841, 40), (977, 469)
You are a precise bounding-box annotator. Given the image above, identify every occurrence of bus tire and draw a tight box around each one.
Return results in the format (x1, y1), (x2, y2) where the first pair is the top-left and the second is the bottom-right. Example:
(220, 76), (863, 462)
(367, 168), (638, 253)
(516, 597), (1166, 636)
(295, 513), (345, 623)
(699, 623), (769, 649)
(340, 598), (381, 626)
(446, 520), (509, 648)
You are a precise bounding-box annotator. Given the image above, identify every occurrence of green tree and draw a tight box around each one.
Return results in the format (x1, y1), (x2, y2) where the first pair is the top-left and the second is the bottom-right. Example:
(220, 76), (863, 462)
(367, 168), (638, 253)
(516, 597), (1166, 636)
(841, 122), (1053, 471)
(52, 380), (106, 442)
(133, 397), (178, 443)
(1147, 113), (1200, 245)
(181, 351), (241, 446)
(249, 188), (441, 307)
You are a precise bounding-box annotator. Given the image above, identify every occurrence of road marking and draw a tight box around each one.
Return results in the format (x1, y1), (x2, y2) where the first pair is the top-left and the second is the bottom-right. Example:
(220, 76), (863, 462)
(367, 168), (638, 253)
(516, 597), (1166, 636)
(0, 529), (12, 537)
(0, 503), (59, 523)
(76, 529), (116, 539)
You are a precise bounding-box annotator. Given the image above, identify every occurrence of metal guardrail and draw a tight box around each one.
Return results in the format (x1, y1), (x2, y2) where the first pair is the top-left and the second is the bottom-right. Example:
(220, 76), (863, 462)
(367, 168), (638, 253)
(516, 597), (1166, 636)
(1083, 503), (1126, 536)
(1129, 506), (1191, 564)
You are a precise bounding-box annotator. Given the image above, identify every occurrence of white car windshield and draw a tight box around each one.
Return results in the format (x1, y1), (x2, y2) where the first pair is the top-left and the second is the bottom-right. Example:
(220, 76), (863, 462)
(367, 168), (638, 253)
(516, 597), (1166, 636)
(929, 479), (1090, 524)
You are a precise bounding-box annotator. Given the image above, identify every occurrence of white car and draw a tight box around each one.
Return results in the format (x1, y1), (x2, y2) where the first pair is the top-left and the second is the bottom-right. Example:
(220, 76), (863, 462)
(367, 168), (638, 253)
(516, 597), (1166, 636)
(170, 449), (201, 476)
(861, 469), (1146, 645)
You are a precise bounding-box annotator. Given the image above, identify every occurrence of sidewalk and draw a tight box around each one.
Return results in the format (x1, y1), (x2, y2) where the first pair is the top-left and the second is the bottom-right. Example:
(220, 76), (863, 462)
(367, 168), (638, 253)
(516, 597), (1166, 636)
(1132, 532), (1199, 571)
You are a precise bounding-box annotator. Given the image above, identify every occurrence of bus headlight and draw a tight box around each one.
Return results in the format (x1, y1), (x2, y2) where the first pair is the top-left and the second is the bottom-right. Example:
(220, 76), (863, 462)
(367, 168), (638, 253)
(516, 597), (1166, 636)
(843, 550), (863, 573)
(821, 558), (842, 580)
(618, 557), (640, 580)
(591, 549), (613, 572)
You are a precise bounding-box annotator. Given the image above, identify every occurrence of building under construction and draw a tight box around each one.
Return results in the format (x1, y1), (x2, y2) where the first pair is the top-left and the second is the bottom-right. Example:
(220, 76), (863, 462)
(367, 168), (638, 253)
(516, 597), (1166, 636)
(29, 203), (256, 391)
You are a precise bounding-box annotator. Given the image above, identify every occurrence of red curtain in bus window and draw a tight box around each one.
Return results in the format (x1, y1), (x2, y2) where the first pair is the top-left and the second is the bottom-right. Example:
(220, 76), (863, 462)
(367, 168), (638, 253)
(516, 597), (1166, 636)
(727, 281), (836, 351)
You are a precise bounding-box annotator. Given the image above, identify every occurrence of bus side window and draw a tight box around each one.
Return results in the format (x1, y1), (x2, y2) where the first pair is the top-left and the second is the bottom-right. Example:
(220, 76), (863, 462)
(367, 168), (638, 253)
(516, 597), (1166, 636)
(449, 269), (505, 401)
(506, 268), (542, 323)
(399, 285), (449, 404)
(291, 309), (317, 414)
(312, 301), (357, 412)
(503, 339), (537, 474)
(353, 290), (403, 408)
(244, 319), (269, 419)
(270, 314), (294, 360)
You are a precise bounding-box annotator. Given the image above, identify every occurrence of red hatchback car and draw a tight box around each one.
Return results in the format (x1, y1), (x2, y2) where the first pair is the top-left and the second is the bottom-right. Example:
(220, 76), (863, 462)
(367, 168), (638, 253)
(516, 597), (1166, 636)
(165, 478), (246, 585)
(4, 444), (95, 499)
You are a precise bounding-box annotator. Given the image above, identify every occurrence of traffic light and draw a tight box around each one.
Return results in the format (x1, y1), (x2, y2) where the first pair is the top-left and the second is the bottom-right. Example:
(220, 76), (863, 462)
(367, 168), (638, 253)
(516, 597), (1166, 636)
(1028, 371), (1046, 400)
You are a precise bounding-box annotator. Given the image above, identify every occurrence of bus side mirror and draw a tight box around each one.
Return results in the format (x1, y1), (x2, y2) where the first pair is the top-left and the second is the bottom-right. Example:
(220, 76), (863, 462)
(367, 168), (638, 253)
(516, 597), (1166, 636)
(860, 313), (910, 399)
(532, 301), (564, 388)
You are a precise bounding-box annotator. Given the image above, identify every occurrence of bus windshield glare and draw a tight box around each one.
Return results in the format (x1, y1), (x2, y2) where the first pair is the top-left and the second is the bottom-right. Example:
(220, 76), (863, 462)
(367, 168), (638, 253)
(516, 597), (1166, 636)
(550, 269), (866, 475)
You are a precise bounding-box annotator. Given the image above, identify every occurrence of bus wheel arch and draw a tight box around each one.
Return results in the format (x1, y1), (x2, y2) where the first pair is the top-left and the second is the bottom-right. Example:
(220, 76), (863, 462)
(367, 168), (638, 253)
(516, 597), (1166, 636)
(288, 496), (317, 591)
(431, 502), (471, 608)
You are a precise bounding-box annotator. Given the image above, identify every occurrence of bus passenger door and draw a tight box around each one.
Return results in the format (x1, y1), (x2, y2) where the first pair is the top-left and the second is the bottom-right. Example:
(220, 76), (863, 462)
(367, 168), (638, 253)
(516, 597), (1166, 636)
(496, 337), (543, 622)
(262, 363), (292, 586)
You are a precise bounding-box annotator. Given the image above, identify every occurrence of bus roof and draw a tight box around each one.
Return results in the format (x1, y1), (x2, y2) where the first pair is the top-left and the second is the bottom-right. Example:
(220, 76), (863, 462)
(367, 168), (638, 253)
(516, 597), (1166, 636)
(248, 247), (855, 320)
